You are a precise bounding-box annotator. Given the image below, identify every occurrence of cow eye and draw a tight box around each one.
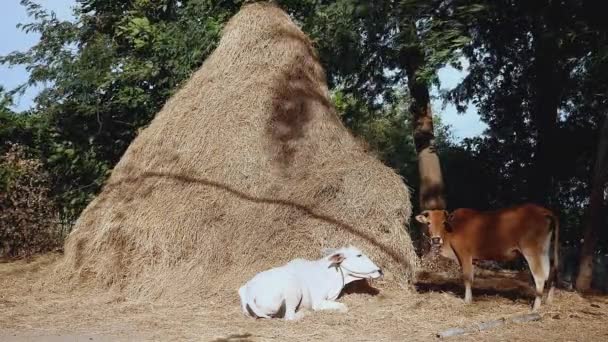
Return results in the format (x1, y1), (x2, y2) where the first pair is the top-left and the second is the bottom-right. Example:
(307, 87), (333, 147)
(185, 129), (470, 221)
(356, 254), (362, 257)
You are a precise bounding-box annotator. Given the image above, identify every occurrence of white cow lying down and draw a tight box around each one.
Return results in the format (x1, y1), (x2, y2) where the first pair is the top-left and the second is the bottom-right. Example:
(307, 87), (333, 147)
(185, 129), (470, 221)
(238, 246), (383, 320)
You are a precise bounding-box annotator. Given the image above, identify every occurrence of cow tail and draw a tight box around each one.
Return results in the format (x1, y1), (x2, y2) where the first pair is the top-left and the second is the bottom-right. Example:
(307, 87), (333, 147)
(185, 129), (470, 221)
(547, 214), (560, 300)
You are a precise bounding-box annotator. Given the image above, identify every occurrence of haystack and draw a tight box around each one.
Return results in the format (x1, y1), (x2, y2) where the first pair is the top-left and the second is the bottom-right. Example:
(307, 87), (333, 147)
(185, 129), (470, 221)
(57, 2), (418, 300)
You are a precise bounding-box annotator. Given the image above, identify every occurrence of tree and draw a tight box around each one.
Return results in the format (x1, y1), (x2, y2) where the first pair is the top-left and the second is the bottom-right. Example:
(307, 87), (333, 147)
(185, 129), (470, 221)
(0, 87), (44, 157)
(401, 21), (446, 210)
(576, 114), (608, 291)
(332, 87), (453, 208)
(289, 0), (483, 211)
(0, 87), (17, 154)
(445, 0), (608, 258)
(1, 0), (241, 220)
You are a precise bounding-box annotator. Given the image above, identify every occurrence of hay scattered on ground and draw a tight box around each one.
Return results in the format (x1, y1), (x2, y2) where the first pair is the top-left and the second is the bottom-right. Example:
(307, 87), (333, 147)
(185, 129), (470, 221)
(2, 254), (607, 341)
(53, 2), (417, 301)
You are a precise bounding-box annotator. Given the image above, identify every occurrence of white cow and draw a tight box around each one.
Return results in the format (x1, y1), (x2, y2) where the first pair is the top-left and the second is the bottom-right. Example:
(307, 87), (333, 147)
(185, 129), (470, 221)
(238, 246), (383, 320)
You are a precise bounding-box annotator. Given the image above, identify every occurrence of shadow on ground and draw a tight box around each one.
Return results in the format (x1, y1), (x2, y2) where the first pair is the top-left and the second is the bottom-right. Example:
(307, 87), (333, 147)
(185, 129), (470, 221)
(415, 269), (537, 303)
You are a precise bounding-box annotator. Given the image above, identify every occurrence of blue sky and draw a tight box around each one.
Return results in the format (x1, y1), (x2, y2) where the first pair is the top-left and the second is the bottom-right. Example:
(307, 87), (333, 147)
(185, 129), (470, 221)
(434, 64), (487, 140)
(1, 0), (75, 110)
(0, 0), (486, 141)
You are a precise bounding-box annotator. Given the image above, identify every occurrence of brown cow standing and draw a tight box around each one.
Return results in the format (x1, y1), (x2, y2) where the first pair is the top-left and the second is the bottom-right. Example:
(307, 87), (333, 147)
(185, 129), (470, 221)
(415, 204), (559, 311)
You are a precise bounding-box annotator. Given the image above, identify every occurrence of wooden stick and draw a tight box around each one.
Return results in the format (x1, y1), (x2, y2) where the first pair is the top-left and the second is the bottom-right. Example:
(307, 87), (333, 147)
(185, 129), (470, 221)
(437, 313), (541, 338)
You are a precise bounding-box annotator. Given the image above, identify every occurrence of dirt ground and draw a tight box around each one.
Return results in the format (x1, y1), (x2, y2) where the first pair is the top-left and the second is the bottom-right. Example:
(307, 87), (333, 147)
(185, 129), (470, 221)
(1, 254), (606, 342)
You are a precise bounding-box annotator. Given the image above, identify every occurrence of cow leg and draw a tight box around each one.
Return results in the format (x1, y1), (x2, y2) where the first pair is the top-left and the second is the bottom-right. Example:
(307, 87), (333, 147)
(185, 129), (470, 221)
(522, 249), (550, 311)
(283, 295), (302, 321)
(312, 300), (348, 313)
(463, 257), (474, 304)
(456, 253), (474, 304)
(293, 310), (307, 321)
(545, 232), (557, 305)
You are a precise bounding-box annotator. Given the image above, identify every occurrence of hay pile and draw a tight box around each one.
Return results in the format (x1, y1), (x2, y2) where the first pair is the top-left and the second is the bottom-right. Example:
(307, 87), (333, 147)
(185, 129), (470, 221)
(56, 2), (417, 300)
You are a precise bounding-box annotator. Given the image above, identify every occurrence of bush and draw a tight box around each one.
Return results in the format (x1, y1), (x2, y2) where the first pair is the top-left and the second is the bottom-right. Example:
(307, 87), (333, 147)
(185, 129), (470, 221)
(0, 144), (62, 258)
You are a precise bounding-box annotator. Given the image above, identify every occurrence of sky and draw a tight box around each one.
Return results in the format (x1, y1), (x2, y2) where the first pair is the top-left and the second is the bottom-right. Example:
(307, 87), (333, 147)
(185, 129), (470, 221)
(434, 65), (487, 140)
(0, 0), (487, 141)
(0, 0), (76, 110)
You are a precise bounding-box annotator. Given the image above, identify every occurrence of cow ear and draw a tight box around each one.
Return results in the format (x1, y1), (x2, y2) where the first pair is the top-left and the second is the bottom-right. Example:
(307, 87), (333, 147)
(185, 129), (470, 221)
(321, 248), (338, 257)
(415, 211), (429, 224)
(329, 253), (345, 266)
(444, 211), (454, 232)
(445, 210), (455, 222)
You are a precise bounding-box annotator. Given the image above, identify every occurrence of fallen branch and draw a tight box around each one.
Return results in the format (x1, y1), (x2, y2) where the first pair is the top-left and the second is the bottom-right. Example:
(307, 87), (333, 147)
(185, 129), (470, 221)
(437, 313), (541, 338)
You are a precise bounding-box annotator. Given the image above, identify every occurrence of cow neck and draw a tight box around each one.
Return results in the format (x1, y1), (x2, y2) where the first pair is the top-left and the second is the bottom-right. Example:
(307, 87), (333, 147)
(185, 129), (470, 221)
(324, 262), (346, 301)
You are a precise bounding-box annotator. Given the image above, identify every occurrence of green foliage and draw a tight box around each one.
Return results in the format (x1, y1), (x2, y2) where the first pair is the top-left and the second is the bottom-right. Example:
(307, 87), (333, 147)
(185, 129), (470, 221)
(332, 87), (452, 211)
(287, 0), (478, 102)
(333, 89), (418, 177)
(1, 0), (244, 222)
(441, 0), (608, 248)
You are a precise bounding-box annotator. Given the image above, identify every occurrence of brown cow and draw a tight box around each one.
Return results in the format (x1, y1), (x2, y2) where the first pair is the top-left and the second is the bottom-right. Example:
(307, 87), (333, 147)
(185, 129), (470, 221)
(415, 204), (559, 311)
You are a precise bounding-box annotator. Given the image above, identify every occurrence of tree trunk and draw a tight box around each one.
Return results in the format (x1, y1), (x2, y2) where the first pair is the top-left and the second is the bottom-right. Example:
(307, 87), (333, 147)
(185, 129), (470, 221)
(576, 115), (608, 291)
(402, 24), (446, 211)
(529, 22), (561, 207)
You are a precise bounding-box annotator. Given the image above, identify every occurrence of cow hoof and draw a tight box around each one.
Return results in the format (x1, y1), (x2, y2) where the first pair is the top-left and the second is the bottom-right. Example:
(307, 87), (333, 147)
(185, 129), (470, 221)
(532, 298), (542, 312)
(294, 311), (307, 321)
(546, 287), (555, 304)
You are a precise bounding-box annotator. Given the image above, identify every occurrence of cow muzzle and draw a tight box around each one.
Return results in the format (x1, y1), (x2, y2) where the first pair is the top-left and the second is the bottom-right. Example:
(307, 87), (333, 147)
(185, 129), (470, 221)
(430, 237), (443, 247)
